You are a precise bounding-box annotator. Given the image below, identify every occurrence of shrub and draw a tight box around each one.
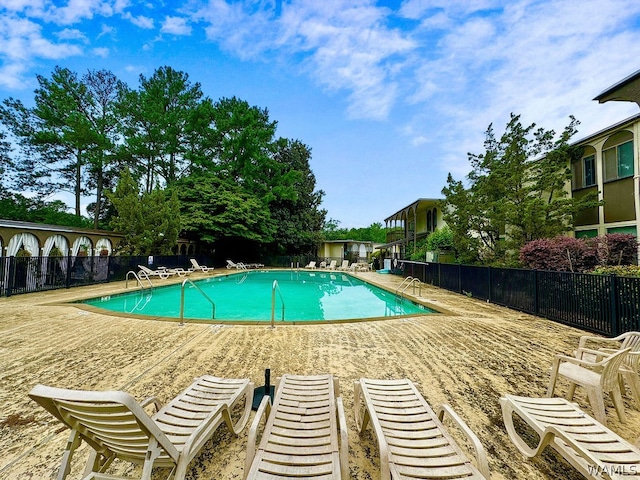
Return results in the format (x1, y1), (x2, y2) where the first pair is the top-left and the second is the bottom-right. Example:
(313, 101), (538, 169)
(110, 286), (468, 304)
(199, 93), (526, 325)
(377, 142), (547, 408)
(520, 234), (638, 272)
(597, 233), (638, 266)
(426, 226), (454, 252)
(590, 265), (640, 277)
(519, 236), (598, 272)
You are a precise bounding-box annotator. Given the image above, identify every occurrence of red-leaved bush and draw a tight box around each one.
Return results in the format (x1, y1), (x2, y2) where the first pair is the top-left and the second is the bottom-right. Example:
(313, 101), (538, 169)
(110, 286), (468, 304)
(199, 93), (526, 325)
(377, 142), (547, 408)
(519, 234), (637, 272)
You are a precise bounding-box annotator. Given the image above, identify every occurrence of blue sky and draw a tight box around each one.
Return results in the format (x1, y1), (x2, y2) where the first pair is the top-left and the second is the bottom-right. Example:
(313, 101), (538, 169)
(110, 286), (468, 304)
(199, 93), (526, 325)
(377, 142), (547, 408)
(1, 0), (640, 228)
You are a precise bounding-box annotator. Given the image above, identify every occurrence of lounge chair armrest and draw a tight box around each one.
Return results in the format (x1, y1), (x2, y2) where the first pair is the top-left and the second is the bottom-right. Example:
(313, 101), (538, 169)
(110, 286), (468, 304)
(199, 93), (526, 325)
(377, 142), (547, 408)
(139, 396), (162, 412)
(181, 403), (226, 458)
(574, 347), (610, 362)
(336, 397), (349, 480)
(244, 395), (272, 480)
(578, 334), (624, 350)
(438, 404), (491, 479)
(554, 353), (606, 368)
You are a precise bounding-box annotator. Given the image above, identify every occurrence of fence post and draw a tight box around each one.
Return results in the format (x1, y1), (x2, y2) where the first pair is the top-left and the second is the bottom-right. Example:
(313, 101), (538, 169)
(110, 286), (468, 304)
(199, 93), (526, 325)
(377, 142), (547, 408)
(65, 255), (73, 289)
(610, 274), (619, 336)
(106, 255), (112, 282)
(533, 270), (538, 317)
(6, 256), (15, 297)
(487, 266), (492, 303)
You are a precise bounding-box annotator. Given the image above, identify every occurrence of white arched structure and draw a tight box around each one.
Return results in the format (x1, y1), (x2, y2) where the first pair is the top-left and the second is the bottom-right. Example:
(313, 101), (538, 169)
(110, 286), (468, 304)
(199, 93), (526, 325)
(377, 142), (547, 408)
(71, 236), (93, 256)
(43, 234), (69, 256)
(7, 233), (39, 256)
(95, 238), (112, 255)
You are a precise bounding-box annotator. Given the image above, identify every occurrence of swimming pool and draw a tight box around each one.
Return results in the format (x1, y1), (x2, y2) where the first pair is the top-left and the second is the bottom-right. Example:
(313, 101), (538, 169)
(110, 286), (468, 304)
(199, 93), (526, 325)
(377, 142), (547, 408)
(79, 270), (436, 323)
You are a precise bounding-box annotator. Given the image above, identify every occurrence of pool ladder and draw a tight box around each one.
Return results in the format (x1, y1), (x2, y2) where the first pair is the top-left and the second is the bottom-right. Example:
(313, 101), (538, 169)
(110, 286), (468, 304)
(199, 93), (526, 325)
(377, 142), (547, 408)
(179, 278), (216, 325)
(126, 270), (153, 290)
(271, 280), (285, 327)
(396, 276), (422, 298)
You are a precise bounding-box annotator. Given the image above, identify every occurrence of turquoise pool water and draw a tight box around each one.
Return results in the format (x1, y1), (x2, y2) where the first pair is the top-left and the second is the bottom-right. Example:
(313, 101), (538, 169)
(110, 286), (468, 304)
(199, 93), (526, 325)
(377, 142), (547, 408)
(80, 270), (435, 322)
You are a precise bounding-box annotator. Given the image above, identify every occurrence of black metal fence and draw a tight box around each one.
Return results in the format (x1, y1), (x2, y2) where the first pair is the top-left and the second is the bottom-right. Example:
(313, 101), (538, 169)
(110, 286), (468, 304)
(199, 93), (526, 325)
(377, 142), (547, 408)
(398, 260), (640, 336)
(0, 254), (214, 297)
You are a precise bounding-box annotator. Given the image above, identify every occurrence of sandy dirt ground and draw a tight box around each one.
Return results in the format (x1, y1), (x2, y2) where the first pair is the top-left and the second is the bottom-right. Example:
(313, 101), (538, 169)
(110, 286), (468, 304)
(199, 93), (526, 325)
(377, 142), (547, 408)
(1, 269), (639, 480)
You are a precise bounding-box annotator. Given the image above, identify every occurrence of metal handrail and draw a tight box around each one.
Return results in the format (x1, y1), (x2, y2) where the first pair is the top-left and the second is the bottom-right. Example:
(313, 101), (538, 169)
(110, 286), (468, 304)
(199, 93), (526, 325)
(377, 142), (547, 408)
(395, 276), (414, 296)
(400, 278), (422, 297)
(179, 278), (215, 325)
(271, 280), (285, 327)
(126, 270), (153, 289)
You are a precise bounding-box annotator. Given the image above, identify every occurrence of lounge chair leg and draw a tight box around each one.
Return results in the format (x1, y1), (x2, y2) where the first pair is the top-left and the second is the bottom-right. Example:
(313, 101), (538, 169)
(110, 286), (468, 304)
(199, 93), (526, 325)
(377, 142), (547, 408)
(611, 386), (627, 423)
(567, 383), (577, 401)
(141, 437), (162, 480)
(586, 388), (607, 425)
(57, 430), (82, 480)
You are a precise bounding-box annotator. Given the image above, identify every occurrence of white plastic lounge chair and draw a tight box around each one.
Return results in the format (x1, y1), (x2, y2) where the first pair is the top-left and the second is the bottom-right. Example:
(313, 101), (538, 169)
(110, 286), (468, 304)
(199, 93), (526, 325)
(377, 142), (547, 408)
(574, 331), (640, 409)
(304, 261), (317, 269)
(138, 265), (174, 280)
(547, 347), (630, 425)
(501, 394), (640, 480)
(244, 373), (348, 480)
(29, 375), (254, 480)
(327, 260), (337, 270)
(354, 378), (491, 479)
(168, 267), (191, 277)
(226, 259), (248, 270)
(337, 260), (350, 271)
(319, 261), (327, 269)
(190, 258), (213, 272)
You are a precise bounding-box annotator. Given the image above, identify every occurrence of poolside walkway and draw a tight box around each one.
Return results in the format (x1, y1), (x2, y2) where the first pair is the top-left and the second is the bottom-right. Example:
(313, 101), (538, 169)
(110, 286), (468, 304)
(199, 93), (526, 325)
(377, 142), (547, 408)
(1, 269), (639, 479)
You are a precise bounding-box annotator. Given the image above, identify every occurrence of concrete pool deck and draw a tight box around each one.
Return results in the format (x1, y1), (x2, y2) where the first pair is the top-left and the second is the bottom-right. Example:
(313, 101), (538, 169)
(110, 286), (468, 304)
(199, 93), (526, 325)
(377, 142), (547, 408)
(1, 269), (639, 479)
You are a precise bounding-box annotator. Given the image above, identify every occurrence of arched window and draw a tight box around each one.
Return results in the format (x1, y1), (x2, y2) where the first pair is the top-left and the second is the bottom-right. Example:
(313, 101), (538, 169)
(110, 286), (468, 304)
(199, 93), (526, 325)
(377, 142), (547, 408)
(43, 234), (69, 256)
(7, 233), (39, 256)
(427, 210), (432, 232)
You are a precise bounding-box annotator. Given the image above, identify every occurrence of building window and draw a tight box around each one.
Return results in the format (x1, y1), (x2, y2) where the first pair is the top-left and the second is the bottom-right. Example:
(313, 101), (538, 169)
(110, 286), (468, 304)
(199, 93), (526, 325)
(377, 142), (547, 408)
(572, 154), (596, 189)
(583, 155), (596, 186)
(604, 140), (634, 181)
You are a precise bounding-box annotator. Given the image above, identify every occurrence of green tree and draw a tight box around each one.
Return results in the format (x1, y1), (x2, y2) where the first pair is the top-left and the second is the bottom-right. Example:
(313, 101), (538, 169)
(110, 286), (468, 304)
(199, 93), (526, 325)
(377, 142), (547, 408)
(0, 67), (124, 223)
(210, 96), (278, 199)
(267, 139), (326, 254)
(108, 169), (180, 254)
(442, 114), (600, 265)
(0, 191), (92, 227)
(176, 173), (275, 249)
(119, 66), (207, 192)
(82, 69), (126, 228)
(322, 221), (386, 243)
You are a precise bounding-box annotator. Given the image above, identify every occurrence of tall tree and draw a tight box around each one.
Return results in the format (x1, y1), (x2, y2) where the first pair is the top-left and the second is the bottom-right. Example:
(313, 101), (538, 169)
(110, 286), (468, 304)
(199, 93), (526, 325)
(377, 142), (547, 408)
(267, 139), (326, 254)
(442, 114), (600, 265)
(119, 66), (207, 192)
(0, 67), (118, 220)
(210, 96), (278, 199)
(82, 69), (126, 228)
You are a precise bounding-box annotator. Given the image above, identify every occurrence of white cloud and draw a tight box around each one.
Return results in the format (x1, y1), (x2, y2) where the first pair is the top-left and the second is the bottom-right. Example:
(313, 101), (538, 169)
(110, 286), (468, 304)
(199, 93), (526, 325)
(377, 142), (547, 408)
(161, 16), (191, 36)
(123, 11), (153, 29)
(92, 46), (108, 57)
(56, 27), (87, 42)
(399, 0), (640, 177)
(194, 0), (415, 120)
